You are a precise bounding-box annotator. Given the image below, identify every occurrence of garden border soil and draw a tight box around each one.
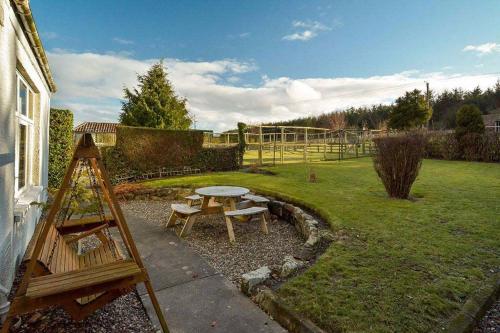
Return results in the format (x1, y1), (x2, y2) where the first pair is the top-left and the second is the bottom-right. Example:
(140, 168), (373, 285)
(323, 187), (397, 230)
(445, 274), (500, 333)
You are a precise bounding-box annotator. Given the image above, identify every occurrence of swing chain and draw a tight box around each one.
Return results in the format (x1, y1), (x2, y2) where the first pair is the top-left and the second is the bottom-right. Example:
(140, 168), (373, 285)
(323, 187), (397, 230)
(87, 160), (118, 259)
(47, 159), (85, 267)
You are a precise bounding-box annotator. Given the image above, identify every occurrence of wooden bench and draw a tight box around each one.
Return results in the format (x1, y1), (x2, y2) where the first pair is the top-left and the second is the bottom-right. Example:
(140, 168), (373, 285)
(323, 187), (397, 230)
(224, 206), (269, 242)
(25, 221), (123, 276)
(166, 203), (201, 237)
(11, 260), (144, 320)
(20, 221), (126, 319)
(185, 194), (202, 207)
(57, 214), (116, 235)
(241, 194), (270, 205)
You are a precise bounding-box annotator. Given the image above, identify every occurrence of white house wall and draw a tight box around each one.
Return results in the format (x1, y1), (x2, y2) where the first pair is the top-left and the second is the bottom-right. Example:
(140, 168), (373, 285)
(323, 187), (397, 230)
(0, 0), (51, 304)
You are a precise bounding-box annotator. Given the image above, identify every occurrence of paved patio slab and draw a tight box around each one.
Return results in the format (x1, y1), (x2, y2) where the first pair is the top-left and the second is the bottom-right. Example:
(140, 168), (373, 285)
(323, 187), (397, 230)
(123, 214), (215, 295)
(122, 211), (286, 333)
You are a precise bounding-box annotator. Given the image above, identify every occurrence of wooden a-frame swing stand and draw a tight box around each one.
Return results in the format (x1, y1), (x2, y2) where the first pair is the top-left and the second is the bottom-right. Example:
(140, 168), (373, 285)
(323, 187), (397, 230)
(1, 134), (169, 333)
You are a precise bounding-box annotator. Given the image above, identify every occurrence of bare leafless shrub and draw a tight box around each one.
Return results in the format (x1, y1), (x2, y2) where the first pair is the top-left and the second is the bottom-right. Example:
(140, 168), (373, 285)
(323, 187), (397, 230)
(328, 112), (346, 130)
(308, 168), (317, 183)
(373, 133), (426, 199)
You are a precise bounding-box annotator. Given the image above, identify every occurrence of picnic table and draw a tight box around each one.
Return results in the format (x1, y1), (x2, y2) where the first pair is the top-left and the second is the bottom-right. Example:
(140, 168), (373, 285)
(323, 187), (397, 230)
(195, 186), (250, 242)
(195, 186), (250, 211)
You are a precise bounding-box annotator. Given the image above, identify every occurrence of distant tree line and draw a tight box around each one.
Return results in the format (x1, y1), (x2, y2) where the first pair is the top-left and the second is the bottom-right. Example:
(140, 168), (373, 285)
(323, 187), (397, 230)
(265, 80), (500, 130)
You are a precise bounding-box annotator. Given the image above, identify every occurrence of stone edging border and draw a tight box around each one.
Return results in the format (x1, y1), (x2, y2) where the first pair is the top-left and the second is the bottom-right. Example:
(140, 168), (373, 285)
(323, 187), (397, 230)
(255, 289), (328, 333)
(444, 274), (500, 333)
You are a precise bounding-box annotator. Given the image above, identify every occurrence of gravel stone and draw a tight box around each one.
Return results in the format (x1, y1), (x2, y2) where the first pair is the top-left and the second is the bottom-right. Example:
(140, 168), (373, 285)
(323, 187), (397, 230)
(473, 299), (500, 333)
(241, 266), (271, 295)
(280, 256), (306, 278)
(121, 199), (306, 286)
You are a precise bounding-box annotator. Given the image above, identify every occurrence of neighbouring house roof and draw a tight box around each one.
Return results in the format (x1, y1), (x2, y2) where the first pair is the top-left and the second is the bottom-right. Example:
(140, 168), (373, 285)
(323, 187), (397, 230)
(11, 0), (56, 92)
(74, 122), (119, 134)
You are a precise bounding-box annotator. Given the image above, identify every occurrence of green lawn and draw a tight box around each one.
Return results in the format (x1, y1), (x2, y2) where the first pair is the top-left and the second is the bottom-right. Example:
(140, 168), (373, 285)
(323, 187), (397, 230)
(243, 145), (369, 165)
(144, 158), (500, 332)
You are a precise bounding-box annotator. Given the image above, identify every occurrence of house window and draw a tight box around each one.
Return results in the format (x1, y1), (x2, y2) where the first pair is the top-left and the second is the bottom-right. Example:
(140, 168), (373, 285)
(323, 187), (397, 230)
(15, 73), (35, 195)
(495, 120), (500, 133)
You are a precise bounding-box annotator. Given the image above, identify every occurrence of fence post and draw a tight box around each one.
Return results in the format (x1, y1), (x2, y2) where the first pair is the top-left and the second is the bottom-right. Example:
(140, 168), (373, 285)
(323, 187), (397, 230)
(258, 126), (263, 165)
(323, 130), (327, 160)
(304, 128), (308, 163)
(362, 130), (366, 155)
(339, 131), (343, 160)
(280, 127), (284, 164)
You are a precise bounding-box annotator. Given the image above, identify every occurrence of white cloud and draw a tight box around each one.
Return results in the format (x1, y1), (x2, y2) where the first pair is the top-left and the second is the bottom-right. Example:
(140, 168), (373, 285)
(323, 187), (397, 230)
(292, 20), (329, 31)
(463, 42), (499, 56)
(283, 30), (317, 41)
(48, 51), (500, 132)
(227, 32), (251, 39)
(283, 19), (338, 42)
(113, 37), (135, 45)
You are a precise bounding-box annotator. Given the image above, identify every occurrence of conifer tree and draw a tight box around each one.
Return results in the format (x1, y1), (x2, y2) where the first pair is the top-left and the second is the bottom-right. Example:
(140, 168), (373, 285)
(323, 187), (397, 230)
(120, 61), (192, 129)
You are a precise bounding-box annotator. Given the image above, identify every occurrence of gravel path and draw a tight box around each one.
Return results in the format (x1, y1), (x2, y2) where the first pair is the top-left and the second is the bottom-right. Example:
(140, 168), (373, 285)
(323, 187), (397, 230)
(474, 299), (500, 333)
(121, 199), (306, 284)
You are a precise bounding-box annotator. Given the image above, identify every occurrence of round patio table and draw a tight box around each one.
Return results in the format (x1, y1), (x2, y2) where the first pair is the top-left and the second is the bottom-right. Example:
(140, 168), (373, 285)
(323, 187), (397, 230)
(195, 186), (249, 211)
(195, 186), (249, 199)
(195, 186), (250, 242)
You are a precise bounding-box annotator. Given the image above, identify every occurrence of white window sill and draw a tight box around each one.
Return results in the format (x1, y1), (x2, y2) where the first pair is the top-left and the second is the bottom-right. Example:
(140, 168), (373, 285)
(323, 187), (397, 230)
(14, 186), (46, 218)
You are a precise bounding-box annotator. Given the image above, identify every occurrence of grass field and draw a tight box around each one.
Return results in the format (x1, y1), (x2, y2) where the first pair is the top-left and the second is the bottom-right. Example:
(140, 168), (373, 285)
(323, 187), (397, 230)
(144, 158), (500, 332)
(243, 144), (370, 165)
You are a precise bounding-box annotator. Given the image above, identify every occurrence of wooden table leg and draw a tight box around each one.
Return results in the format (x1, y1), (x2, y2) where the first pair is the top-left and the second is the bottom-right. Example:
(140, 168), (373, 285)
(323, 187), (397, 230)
(180, 215), (197, 237)
(225, 216), (236, 243)
(225, 198), (237, 243)
(201, 196), (210, 209)
(260, 213), (269, 234)
(165, 211), (177, 228)
(228, 198), (237, 211)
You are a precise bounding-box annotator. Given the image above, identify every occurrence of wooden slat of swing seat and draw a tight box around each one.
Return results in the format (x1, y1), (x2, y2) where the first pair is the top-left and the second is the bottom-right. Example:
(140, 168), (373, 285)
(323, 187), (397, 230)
(25, 222), (124, 276)
(79, 239), (125, 269)
(26, 260), (142, 299)
(58, 214), (116, 234)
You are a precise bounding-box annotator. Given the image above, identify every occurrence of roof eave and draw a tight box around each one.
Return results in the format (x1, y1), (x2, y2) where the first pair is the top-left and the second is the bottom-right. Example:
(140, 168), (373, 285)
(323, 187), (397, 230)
(12, 0), (57, 93)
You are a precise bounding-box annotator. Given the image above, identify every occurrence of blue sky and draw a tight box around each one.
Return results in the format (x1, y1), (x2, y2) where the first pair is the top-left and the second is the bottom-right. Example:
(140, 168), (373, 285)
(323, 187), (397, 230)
(31, 0), (500, 131)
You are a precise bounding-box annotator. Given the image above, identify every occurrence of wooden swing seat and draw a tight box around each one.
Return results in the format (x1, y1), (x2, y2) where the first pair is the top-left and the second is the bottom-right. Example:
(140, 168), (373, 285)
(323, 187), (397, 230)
(18, 221), (128, 320)
(58, 214), (116, 235)
(10, 260), (144, 319)
(25, 221), (123, 275)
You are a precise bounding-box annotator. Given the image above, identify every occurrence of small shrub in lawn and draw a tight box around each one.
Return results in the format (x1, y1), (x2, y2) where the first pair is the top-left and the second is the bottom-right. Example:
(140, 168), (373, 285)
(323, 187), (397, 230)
(373, 133), (426, 199)
(308, 168), (317, 183)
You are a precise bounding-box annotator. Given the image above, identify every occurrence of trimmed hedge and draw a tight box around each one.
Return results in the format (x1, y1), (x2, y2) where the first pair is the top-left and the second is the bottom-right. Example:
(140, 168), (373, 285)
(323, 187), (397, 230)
(114, 126), (204, 171)
(48, 108), (73, 188)
(195, 146), (239, 171)
(425, 131), (500, 162)
(102, 126), (239, 180)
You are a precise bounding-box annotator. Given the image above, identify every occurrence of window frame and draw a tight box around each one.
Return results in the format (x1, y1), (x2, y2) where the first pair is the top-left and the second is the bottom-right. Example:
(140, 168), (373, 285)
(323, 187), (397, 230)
(14, 72), (35, 198)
